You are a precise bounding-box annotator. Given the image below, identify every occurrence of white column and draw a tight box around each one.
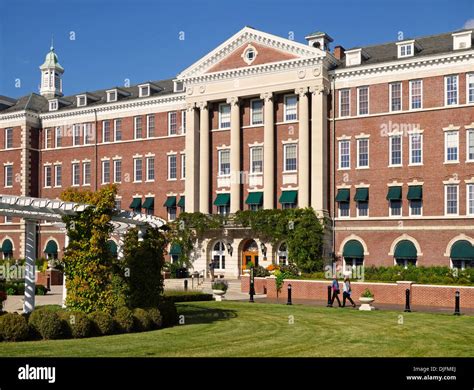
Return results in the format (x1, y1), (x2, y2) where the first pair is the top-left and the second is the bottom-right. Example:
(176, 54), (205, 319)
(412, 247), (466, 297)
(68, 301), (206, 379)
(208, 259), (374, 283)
(296, 87), (310, 208)
(228, 97), (241, 213)
(184, 103), (200, 212)
(198, 101), (210, 214)
(23, 220), (36, 313)
(310, 85), (329, 214)
(62, 232), (69, 308)
(261, 92), (274, 209)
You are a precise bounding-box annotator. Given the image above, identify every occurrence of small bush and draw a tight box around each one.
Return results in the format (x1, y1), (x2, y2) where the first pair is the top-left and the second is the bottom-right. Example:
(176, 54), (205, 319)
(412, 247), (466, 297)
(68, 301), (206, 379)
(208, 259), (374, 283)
(253, 265), (270, 277)
(157, 299), (178, 328)
(0, 313), (29, 341)
(211, 280), (228, 292)
(58, 311), (92, 339)
(88, 311), (115, 336)
(113, 306), (134, 333)
(29, 310), (63, 340)
(133, 308), (152, 331)
(146, 308), (163, 329)
(164, 291), (213, 303)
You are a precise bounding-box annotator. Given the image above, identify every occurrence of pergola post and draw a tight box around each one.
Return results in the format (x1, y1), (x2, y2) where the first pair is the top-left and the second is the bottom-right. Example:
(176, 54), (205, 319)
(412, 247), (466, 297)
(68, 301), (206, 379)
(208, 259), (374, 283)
(23, 219), (36, 313)
(117, 234), (125, 260)
(62, 232), (69, 308)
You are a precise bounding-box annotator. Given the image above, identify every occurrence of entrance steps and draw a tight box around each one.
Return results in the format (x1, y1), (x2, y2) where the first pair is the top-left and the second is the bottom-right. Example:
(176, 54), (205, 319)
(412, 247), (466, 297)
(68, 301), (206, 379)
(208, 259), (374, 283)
(164, 278), (242, 294)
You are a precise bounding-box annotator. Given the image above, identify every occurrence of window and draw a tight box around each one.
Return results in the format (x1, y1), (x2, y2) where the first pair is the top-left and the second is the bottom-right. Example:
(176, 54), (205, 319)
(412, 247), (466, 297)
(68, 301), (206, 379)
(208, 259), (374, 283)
(5, 216), (12, 223)
(409, 80), (423, 109)
(357, 201), (369, 217)
(168, 112), (177, 135)
(339, 89), (350, 117)
(409, 133), (423, 165)
(73, 124), (81, 146)
(168, 155), (177, 180)
(115, 199), (122, 210)
(44, 166), (52, 187)
(468, 74), (474, 104)
(77, 95), (86, 107)
(284, 144), (297, 172)
(44, 128), (53, 149)
(212, 241), (226, 270)
(250, 146), (263, 174)
(217, 205), (230, 216)
(4, 165), (12, 187)
(101, 161), (110, 184)
(389, 135), (402, 166)
(82, 162), (91, 185)
(390, 200), (402, 216)
(181, 154), (186, 179)
(181, 111), (186, 134)
(445, 185), (458, 215)
(251, 99), (263, 125)
(467, 129), (474, 162)
(134, 159), (142, 182)
(102, 121), (111, 143)
(83, 123), (92, 145)
(218, 150), (230, 176)
(114, 160), (122, 183)
(139, 85), (150, 97)
(114, 119), (122, 141)
(445, 131), (459, 162)
(410, 200), (422, 216)
(49, 100), (58, 111)
(338, 201), (350, 218)
(72, 163), (80, 186)
(146, 157), (155, 181)
(277, 243), (288, 266)
(339, 140), (350, 169)
(219, 104), (231, 129)
(107, 90), (117, 102)
(467, 184), (474, 216)
(147, 115), (155, 137)
(357, 139), (369, 168)
(284, 95), (297, 121)
(54, 127), (62, 147)
(390, 82), (402, 112)
(54, 165), (62, 187)
(168, 206), (177, 221)
(134, 117), (142, 139)
(398, 43), (413, 57)
(5, 128), (13, 149)
(357, 87), (369, 115)
(445, 75), (458, 106)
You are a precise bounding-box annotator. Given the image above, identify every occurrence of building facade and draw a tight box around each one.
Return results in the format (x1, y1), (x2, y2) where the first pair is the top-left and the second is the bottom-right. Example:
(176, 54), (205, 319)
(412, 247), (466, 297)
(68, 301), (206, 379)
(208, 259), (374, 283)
(0, 27), (473, 277)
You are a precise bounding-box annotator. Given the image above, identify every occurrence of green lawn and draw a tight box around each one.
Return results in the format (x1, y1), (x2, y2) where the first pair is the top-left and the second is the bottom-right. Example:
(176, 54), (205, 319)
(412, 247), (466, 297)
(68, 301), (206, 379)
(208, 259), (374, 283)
(1, 301), (473, 357)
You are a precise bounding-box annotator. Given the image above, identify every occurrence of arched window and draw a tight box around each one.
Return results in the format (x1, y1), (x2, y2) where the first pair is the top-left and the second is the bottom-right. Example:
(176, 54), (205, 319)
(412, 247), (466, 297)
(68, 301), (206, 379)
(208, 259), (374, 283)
(342, 240), (364, 268)
(44, 240), (58, 260)
(450, 240), (474, 270)
(1, 239), (13, 260)
(277, 242), (288, 266)
(212, 241), (226, 270)
(394, 240), (417, 268)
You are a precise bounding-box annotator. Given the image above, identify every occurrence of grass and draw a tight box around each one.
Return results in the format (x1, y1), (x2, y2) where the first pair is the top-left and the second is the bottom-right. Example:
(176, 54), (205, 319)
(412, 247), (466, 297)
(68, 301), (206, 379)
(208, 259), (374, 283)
(1, 301), (473, 357)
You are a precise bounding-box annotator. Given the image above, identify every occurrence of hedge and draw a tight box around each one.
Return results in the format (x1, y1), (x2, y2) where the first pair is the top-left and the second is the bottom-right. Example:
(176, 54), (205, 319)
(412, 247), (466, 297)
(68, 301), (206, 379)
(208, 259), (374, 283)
(29, 310), (63, 340)
(0, 313), (29, 341)
(4, 281), (48, 296)
(164, 291), (214, 303)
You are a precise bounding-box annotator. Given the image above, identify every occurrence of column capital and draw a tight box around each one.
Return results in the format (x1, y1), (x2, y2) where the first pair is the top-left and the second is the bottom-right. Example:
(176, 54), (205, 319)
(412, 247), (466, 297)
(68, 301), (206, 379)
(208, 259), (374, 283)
(197, 101), (208, 111)
(260, 92), (273, 102)
(226, 96), (239, 106)
(186, 102), (196, 112)
(309, 85), (330, 95)
(295, 87), (309, 97)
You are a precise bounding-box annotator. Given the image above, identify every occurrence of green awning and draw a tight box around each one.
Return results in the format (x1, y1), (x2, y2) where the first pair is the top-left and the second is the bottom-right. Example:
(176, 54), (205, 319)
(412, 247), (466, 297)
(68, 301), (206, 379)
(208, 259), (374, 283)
(169, 244), (182, 255)
(386, 186), (402, 200)
(214, 193), (230, 206)
(354, 188), (369, 202)
(44, 240), (58, 254)
(407, 186), (422, 200)
(335, 189), (350, 202)
(279, 190), (298, 204)
(450, 240), (474, 261)
(343, 240), (364, 259)
(1, 239), (13, 253)
(143, 197), (154, 209)
(394, 240), (417, 260)
(107, 240), (118, 255)
(163, 196), (177, 207)
(177, 196), (185, 208)
(245, 192), (263, 205)
(130, 198), (142, 210)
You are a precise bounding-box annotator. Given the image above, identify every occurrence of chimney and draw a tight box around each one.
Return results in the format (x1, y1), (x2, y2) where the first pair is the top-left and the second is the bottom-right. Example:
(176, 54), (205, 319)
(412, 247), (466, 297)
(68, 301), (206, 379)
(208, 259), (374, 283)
(334, 45), (345, 60)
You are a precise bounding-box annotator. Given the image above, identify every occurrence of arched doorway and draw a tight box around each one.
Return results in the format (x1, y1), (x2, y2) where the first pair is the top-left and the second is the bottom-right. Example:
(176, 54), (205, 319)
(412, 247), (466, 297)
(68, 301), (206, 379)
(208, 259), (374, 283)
(212, 241), (226, 271)
(342, 239), (364, 268)
(242, 239), (259, 272)
(394, 240), (417, 268)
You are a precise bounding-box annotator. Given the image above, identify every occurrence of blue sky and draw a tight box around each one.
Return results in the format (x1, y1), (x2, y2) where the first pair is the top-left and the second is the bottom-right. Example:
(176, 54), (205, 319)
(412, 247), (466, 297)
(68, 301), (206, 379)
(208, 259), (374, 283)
(0, 0), (473, 98)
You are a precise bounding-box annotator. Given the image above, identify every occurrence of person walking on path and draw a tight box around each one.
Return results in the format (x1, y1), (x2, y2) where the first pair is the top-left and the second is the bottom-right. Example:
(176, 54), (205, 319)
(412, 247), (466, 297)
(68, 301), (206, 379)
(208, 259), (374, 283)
(329, 275), (342, 307)
(342, 275), (356, 308)
(209, 260), (215, 282)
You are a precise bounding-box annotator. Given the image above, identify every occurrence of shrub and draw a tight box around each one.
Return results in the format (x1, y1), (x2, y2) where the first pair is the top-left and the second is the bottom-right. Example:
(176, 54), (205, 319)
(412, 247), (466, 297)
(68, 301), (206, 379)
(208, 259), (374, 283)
(113, 306), (134, 333)
(279, 263), (300, 277)
(211, 280), (228, 292)
(58, 311), (92, 339)
(133, 308), (152, 331)
(146, 307), (163, 329)
(28, 310), (63, 340)
(253, 265), (270, 277)
(361, 288), (374, 298)
(88, 311), (115, 336)
(164, 291), (213, 303)
(157, 299), (178, 328)
(36, 285), (48, 296)
(0, 313), (29, 341)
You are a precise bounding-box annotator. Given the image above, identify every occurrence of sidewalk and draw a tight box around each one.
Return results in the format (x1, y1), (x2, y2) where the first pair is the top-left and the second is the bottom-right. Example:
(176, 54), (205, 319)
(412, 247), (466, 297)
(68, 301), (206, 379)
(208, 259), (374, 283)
(3, 285), (63, 313)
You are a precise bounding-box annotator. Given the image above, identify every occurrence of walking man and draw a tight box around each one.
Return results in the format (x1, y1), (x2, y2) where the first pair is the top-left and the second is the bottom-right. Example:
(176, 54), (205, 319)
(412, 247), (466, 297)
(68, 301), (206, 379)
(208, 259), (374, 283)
(209, 260), (215, 282)
(329, 275), (342, 307)
(342, 275), (356, 308)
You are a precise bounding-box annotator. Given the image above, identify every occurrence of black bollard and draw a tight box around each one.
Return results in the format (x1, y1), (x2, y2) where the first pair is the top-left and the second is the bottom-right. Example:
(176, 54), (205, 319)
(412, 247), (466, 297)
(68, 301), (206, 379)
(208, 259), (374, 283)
(184, 279), (188, 292)
(404, 288), (411, 312)
(287, 284), (292, 305)
(249, 267), (255, 303)
(454, 290), (460, 316)
(326, 285), (332, 307)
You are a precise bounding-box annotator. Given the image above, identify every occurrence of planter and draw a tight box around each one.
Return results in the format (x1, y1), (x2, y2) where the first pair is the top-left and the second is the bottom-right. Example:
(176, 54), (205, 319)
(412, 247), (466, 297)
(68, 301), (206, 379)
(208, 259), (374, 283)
(359, 297), (375, 311)
(243, 269), (250, 275)
(212, 289), (226, 302)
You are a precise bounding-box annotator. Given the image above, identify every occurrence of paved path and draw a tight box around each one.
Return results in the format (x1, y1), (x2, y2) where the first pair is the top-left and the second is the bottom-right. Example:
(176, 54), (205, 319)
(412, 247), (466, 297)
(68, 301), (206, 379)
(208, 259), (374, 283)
(3, 285), (63, 313)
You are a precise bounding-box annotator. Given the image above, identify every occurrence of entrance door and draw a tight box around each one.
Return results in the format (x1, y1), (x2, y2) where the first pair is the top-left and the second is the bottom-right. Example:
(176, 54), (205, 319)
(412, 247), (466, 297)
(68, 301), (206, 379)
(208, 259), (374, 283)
(241, 239), (259, 273)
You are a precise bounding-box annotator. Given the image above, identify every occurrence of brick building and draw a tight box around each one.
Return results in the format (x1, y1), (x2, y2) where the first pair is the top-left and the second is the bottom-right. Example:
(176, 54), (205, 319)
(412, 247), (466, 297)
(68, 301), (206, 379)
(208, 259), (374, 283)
(0, 26), (473, 277)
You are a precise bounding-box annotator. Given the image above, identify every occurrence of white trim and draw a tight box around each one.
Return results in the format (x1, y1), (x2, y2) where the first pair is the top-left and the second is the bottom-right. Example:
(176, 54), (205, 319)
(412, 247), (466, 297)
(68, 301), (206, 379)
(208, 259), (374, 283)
(338, 139), (351, 170)
(217, 149), (231, 177)
(250, 98), (264, 126)
(356, 138), (369, 169)
(444, 74), (459, 106)
(408, 79), (423, 110)
(218, 103), (231, 130)
(388, 134), (402, 167)
(283, 94), (298, 122)
(444, 130), (459, 164)
(396, 41), (415, 58)
(467, 73), (474, 105)
(167, 154), (177, 180)
(408, 133), (423, 166)
(389, 82), (402, 112)
(338, 88), (350, 118)
(146, 156), (155, 182)
(43, 165), (52, 188)
(283, 143), (298, 173)
(388, 234), (422, 256)
(146, 114), (155, 138)
(356, 86), (369, 116)
(467, 183), (474, 216)
(83, 161), (91, 186)
(167, 111), (177, 136)
(249, 145), (263, 175)
(444, 183), (459, 216)
(466, 128), (474, 162)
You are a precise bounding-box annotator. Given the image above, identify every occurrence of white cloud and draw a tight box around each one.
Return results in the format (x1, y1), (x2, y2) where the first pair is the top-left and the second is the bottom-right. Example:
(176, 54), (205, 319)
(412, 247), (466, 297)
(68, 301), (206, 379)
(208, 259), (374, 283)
(463, 19), (474, 29)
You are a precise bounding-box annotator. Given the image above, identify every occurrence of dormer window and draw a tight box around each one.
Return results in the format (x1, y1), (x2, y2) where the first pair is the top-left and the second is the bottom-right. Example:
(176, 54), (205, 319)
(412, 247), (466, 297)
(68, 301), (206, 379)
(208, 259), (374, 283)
(49, 99), (58, 111)
(77, 95), (87, 107)
(174, 81), (184, 93)
(139, 84), (150, 98)
(452, 31), (472, 50)
(107, 90), (117, 103)
(397, 41), (415, 58)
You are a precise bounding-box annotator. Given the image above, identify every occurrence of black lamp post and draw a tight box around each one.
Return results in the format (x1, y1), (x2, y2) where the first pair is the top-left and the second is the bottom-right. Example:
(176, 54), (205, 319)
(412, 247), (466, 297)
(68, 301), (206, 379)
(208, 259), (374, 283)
(454, 290), (460, 316)
(249, 266), (255, 303)
(287, 284), (292, 305)
(404, 288), (411, 312)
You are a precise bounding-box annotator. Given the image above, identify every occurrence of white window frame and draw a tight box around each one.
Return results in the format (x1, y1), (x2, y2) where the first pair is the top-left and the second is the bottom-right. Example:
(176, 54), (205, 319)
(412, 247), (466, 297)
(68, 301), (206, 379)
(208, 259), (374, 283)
(168, 112), (177, 135)
(146, 157), (155, 182)
(250, 146), (263, 174)
(445, 184), (459, 216)
(73, 124), (81, 146)
(54, 165), (62, 187)
(339, 89), (350, 117)
(445, 75), (459, 106)
(4, 165), (13, 188)
(357, 86), (369, 116)
(82, 162), (91, 186)
(101, 160), (110, 184)
(409, 199), (423, 217)
(283, 94), (298, 122)
(181, 111), (186, 134)
(467, 129), (474, 162)
(147, 114), (155, 138)
(338, 201), (350, 218)
(250, 99), (264, 126)
(55, 127), (62, 148)
(4, 128), (13, 149)
(83, 123), (92, 145)
(77, 95), (87, 107)
(467, 73), (474, 104)
(114, 119), (122, 141)
(338, 140), (351, 170)
(356, 200), (369, 218)
(409, 79), (423, 110)
(133, 158), (143, 182)
(218, 103), (231, 129)
(283, 143), (297, 173)
(102, 120), (111, 143)
(467, 184), (474, 216)
(356, 138), (369, 168)
(218, 149), (231, 177)
(181, 154), (186, 179)
(134, 116), (142, 139)
(409, 133), (423, 166)
(139, 84), (150, 98)
(444, 131), (459, 163)
(389, 82), (402, 112)
(44, 128), (52, 149)
(72, 163), (80, 186)
(106, 90), (117, 103)
(389, 199), (403, 217)
(389, 135), (403, 167)
(398, 43), (414, 58)
(49, 99), (58, 111)
(44, 166), (52, 188)
(113, 160), (122, 183)
(168, 154), (177, 180)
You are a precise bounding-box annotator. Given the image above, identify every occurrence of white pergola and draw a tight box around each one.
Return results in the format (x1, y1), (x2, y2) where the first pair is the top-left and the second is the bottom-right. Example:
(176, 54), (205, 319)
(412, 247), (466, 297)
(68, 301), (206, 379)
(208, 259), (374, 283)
(0, 194), (165, 313)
